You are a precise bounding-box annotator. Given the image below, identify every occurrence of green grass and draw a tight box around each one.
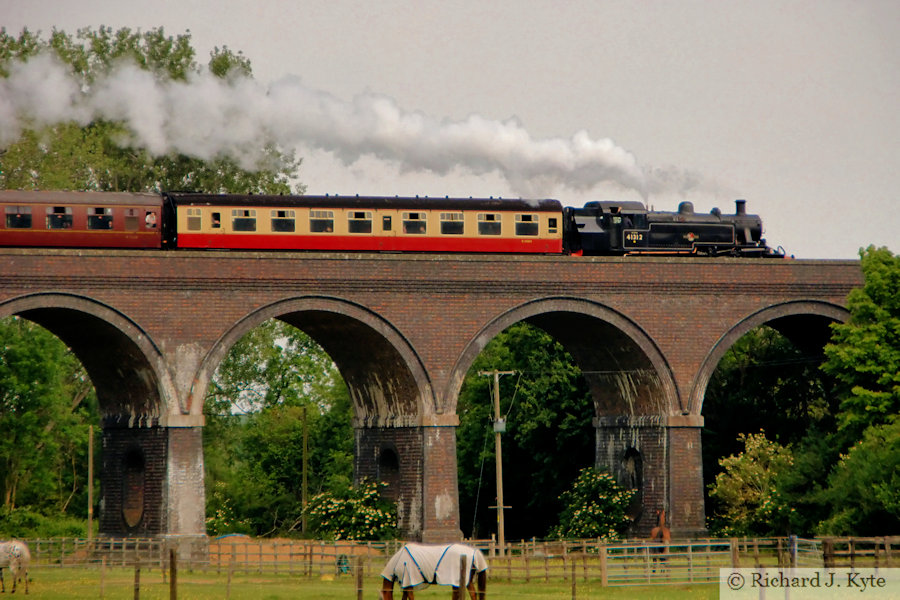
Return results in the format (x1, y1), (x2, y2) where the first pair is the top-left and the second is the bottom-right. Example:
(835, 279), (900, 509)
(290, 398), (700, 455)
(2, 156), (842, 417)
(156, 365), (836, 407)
(24, 566), (718, 599)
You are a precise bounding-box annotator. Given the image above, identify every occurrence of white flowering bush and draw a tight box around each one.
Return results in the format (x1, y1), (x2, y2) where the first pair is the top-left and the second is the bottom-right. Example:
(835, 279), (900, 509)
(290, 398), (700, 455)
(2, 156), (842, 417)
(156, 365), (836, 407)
(206, 481), (252, 536)
(549, 468), (635, 540)
(304, 480), (398, 540)
(708, 431), (795, 536)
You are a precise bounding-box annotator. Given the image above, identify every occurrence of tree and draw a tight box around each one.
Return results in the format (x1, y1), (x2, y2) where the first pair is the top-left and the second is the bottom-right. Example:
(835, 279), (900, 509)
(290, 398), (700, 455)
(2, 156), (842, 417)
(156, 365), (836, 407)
(816, 420), (900, 535)
(549, 468), (635, 541)
(701, 325), (839, 532)
(203, 320), (356, 536)
(0, 26), (302, 194)
(0, 317), (98, 533)
(456, 323), (595, 539)
(821, 246), (900, 445)
(814, 246), (900, 534)
(707, 432), (796, 536)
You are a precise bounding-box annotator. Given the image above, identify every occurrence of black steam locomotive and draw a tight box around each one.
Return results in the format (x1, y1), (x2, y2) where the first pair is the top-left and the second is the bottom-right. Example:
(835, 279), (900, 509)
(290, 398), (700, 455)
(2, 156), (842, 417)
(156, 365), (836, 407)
(565, 199), (783, 257)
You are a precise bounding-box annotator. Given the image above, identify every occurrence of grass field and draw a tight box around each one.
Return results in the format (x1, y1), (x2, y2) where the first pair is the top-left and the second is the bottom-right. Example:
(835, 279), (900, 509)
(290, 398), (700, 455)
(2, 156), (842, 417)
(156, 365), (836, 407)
(25, 566), (719, 599)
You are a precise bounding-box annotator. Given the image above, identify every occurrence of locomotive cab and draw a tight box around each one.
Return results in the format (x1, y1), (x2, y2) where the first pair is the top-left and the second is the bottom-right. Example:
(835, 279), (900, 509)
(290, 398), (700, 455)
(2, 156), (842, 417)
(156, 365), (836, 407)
(564, 201), (647, 255)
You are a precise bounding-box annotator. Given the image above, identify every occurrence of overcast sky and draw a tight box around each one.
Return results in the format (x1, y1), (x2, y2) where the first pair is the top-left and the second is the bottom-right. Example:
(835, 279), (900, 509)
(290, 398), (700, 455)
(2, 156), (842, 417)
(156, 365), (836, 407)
(4, 0), (898, 259)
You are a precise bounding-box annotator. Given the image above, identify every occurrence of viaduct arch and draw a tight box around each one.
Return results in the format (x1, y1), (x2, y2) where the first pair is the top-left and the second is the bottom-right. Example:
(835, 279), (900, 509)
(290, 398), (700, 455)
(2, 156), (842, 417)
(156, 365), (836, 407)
(0, 249), (862, 545)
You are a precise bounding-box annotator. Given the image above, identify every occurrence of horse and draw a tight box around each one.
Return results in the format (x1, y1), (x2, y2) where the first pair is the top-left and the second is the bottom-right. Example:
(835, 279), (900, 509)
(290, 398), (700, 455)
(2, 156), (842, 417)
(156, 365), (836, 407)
(0, 540), (31, 594)
(649, 508), (671, 572)
(380, 543), (487, 600)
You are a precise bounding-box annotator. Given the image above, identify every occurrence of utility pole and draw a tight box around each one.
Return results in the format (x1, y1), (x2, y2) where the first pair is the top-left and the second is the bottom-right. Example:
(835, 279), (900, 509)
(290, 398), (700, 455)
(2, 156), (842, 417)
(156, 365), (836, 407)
(87, 425), (93, 542)
(479, 370), (514, 556)
(302, 405), (309, 534)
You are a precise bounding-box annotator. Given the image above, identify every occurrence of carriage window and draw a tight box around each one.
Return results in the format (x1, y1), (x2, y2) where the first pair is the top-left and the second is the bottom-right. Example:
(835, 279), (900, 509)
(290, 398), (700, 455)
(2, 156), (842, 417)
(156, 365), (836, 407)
(5, 206), (33, 229)
(310, 210), (334, 233)
(515, 213), (539, 236)
(88, 207), (113, 230)
(46, 206), (73, 229)
(477, 213), (501, 236)
(211, 212), (221, 229)
(232, 209), (256, 232)
(271, 209), (296, 233)
(144, 210), (157, 229)
(348, 210), (373, 234)
(402, 212), (427, 234)
(186, 208), (202, 231)
(124, 208), (140, 231)
(548, 217), (558, 234)
(440, 212), (464, 235)
(382, 215), (392, 231)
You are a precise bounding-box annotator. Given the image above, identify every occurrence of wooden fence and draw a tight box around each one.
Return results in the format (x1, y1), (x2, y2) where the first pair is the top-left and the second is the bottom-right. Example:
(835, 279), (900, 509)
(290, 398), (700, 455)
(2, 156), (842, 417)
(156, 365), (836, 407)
(18, 535), (900, 587)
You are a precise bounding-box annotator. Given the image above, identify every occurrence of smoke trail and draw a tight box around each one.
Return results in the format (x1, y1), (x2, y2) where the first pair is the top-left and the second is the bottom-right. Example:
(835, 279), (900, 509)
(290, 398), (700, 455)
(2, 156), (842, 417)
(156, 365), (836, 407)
(0, 53), (701, 197)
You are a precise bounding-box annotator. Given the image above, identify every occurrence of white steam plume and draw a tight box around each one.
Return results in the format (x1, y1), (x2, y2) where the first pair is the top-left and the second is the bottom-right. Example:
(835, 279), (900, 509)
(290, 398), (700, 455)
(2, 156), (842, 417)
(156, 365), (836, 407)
(0, 53), (702, 197)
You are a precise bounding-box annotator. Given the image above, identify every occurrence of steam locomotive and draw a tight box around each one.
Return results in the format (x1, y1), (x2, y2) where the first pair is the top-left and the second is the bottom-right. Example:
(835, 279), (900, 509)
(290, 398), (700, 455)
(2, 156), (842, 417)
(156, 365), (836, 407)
(0, 190), (784, 257)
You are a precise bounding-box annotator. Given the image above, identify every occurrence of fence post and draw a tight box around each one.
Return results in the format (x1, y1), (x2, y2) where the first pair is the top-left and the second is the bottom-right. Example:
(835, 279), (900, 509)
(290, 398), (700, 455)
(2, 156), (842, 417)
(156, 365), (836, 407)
(169, 548), (177, 600)
(730, 538), (740, 568)
(133, 564), (141, 600)
(599, 544), (608, 587)
(823, 538), (834, 569)
(357, 556), (365, 600)
(570, 559), (576, 600)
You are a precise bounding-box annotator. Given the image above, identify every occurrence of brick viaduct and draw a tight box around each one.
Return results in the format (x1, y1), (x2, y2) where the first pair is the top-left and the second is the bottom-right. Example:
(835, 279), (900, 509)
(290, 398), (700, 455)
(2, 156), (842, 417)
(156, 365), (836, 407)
(0, 248), (862, 546)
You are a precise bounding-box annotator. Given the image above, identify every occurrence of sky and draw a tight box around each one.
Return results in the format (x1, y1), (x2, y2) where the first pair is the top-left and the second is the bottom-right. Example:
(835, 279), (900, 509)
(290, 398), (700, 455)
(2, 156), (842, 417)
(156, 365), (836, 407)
(3, 0), (898, 259)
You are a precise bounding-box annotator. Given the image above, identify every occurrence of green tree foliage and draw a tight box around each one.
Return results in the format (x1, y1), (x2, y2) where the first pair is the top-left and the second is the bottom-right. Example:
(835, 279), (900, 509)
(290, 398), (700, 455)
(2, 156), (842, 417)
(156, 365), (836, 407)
(817, 421), (900, 535)
(822, 246), (900, 445)
(456, 323), (595, 539)
(0, 26), (301, 194)
(549, 468), (635, 540)
(814, 246), (900, 534)
(702, 326), (836, 479)
(707, 432), (795, 536)
(304, 480), (398, 541)
(203, 320), (356, 537)
(0, 317), (98, 535)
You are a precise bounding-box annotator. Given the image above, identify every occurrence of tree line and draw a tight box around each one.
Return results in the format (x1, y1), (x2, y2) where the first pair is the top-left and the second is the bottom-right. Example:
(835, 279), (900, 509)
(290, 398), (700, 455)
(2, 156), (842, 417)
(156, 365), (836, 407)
(1, 27), (897, 540)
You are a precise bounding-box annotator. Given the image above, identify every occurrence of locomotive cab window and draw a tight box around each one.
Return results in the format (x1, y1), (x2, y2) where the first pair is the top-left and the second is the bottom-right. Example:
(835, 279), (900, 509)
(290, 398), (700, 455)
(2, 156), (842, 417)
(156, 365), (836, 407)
(46, 206), (73, 229)
(477, 213), (501, 235)
(348, 211), (373, 234)
(5, 206), (32, 229)
(515, 213), (539, 236)
(232, 209), (256, 232)
(271, 209), (296, 233)
(186, 208), (202, 231)
(310, 210), (334, 233)
(402, 212), (427, 234)
(88, 207), (113, 230)
(440, 212), (465, 235)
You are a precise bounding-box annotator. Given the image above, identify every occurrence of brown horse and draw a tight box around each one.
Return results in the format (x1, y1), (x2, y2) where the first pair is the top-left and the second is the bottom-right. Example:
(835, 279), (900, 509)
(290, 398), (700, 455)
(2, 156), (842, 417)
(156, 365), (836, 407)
(649, 509), (671, 570)
(380, 543), (487, 600)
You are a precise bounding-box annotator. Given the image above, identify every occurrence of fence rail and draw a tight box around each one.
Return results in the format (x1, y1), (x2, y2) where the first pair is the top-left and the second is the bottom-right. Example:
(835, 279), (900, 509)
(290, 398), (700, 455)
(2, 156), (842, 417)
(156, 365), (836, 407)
(16, 535), (900, 587)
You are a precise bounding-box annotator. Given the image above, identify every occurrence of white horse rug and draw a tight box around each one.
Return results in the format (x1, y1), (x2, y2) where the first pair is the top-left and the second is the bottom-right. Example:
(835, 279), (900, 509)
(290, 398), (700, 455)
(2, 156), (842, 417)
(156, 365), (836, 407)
(381, 543), (488, 590)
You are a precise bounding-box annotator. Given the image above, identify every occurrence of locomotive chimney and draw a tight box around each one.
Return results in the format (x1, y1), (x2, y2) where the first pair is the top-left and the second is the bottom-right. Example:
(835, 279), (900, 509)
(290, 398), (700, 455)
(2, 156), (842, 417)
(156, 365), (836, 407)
(735, 199), (747, 215)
